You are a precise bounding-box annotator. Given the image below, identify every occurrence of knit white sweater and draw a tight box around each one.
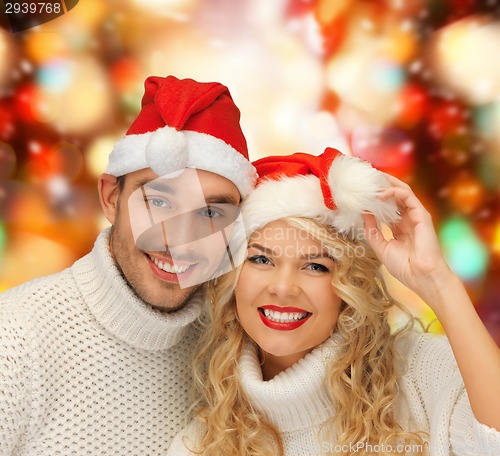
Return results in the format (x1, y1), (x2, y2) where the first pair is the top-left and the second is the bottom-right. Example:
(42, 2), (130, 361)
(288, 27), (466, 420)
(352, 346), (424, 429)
(0, 228), (203, 456)
(168, 332), (500, 456)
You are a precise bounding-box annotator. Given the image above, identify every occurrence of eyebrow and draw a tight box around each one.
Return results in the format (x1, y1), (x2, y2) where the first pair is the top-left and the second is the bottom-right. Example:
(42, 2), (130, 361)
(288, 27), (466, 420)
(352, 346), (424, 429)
(133, 178), (175, 194)
(248, 243), (332, 260)
(248, 243), (276, 256)
(299, 251), (332, 260)
(205, 194), (240, 205)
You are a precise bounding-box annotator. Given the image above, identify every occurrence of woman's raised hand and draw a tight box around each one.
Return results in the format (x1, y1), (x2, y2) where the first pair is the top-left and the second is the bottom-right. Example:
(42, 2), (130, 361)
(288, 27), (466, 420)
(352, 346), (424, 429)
(362, 174), (453, 306)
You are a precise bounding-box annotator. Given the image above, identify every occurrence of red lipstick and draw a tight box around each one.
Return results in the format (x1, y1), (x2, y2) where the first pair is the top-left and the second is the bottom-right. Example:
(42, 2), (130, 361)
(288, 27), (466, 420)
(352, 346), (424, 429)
(258, 305), (311, 331)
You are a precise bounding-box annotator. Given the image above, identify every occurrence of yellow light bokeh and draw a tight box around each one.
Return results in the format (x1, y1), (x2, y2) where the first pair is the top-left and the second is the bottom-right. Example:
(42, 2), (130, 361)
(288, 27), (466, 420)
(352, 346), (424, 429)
(43, 57), (114, 135)
(65, 0), (110, 29)
(430, 16), (500, 105)
(0, 232), (73, 289)
(382, 28), (417, 64)
(25, 31), (70, 63)
(86, 135), (122, 178)
(493, 222), (500, 255)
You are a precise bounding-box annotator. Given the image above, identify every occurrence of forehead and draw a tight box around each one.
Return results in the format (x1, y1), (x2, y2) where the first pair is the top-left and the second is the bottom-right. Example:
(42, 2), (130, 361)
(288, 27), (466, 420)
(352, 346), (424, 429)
(193, 169), (240, 202)
(125, 168), (240, 204)
(249, 220), (323, 250)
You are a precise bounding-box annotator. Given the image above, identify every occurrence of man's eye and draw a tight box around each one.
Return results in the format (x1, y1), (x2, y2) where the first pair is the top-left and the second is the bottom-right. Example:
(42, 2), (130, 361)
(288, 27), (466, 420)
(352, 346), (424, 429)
(199, 206), (223, 218)
(146, 197), (170, 208)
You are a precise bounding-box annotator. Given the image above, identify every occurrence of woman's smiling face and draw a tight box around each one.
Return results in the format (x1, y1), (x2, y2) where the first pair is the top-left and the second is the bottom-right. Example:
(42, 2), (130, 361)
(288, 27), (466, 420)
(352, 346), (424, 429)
(235, 220), (342, 378)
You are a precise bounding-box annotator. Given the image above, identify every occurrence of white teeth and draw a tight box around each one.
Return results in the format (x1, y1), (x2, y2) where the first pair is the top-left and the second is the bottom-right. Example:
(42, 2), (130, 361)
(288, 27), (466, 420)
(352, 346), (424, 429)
(262, 309), (308, 323)
(150, 256), (191, 274)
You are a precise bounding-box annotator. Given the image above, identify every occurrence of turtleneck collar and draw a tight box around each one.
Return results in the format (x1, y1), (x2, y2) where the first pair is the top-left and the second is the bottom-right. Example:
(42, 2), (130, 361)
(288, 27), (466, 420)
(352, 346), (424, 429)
(238, 333), (343, 433)
(71, 228), (204, 351)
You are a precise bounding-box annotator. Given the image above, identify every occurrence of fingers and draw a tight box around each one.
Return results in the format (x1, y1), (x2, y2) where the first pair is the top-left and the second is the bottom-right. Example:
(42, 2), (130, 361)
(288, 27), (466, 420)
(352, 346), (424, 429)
(381, 172), (412, 190)
(362, 213), (387, 259)
(377, 186), (430, 219)
(379, 173), (417, 211)
(379, 174), (426, 212)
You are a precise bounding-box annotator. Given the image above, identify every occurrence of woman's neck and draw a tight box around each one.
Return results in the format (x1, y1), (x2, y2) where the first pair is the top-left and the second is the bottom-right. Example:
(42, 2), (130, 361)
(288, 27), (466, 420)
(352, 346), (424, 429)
(260, 349), (312, 381)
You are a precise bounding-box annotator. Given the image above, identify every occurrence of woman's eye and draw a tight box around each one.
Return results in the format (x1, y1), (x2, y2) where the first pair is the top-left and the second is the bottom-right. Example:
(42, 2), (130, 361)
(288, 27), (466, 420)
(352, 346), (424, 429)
(306, 263), (329, 273)
(247, 255), (271, 265)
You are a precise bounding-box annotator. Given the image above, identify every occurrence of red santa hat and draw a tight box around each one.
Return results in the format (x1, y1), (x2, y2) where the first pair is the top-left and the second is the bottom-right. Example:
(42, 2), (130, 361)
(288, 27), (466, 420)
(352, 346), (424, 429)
(106, 75), (257, 197)
(241, 148), (400, 239)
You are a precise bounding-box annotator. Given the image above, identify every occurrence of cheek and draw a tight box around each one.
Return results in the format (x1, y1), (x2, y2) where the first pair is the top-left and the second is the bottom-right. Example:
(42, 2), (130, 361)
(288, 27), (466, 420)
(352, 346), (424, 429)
(235, 268), (257, 315)
(234, 265), (257, 300)
(113, 209), (141, 255)
(312, 287), (342, 329)
(235, 292), (251, 337)
(199, 232), (227, 258)
(126, 204), (153, 241)
(234, 285), (247, 314)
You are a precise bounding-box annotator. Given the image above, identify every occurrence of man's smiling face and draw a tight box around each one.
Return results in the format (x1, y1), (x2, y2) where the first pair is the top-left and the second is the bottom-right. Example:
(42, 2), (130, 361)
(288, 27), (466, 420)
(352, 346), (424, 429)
(104, 167), (241, 311)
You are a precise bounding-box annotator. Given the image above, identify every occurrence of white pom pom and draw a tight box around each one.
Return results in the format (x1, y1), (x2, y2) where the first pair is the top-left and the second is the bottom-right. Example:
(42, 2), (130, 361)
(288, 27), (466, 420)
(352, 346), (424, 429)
(145, 127), (188, 176)
(328, 154), (400, 237)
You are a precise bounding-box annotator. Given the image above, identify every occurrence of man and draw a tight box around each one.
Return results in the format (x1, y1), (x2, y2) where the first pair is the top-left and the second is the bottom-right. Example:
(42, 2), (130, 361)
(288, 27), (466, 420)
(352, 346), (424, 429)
(0, 75), (257, 455)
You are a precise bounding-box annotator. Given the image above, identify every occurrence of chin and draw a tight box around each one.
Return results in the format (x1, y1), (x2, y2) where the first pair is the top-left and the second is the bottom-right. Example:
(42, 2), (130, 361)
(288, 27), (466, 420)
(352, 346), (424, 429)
(148, 285), (200, 312)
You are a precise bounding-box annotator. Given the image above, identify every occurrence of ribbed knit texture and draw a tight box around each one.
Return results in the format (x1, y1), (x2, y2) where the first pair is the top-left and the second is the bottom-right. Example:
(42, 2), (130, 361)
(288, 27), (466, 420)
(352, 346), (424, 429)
(168, 331), (500, 456)
(0, 228), (204, 456)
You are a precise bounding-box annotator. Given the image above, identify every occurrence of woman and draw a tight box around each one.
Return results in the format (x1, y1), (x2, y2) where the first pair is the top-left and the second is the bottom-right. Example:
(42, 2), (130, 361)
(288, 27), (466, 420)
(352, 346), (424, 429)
(167, 148), (500, 455)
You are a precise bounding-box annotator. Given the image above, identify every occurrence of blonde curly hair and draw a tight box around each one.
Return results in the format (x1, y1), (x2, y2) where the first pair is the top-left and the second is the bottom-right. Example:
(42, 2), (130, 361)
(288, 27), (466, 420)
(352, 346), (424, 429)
(190, 216), (428, 455)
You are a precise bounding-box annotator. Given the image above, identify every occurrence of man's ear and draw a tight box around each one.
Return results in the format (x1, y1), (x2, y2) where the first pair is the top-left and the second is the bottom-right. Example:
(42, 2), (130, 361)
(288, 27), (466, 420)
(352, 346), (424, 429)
(98, 173), (121, 224)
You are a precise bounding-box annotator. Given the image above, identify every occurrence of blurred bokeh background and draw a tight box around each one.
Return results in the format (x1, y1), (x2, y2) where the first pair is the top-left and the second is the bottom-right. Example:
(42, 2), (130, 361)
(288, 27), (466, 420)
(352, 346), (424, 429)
(1, 0), (499, 344)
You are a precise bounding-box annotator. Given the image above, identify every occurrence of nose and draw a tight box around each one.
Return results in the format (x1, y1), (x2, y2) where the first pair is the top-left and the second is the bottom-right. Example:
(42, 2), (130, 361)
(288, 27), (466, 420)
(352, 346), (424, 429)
(267, 266), (301, 298)
(163, 211), (198, 247)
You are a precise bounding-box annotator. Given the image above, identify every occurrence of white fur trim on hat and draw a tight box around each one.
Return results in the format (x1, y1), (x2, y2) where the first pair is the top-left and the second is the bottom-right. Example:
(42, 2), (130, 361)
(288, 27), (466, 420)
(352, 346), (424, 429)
(145, 127), (188, 174)
(106, 126), (257, 197)
(328, 154), (400, 235)
(242, 175), (333, 233)
(242, 155), (399, 239)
